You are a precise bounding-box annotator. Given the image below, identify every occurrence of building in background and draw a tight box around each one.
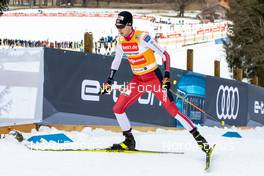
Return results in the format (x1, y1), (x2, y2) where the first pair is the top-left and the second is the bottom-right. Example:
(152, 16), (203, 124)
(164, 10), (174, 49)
(197, 0), (230, 22)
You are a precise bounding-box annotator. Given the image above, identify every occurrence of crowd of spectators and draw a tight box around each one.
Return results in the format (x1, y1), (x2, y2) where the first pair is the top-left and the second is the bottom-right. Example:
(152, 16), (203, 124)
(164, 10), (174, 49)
(0, 38), (84, 51)
(94, 35), (117, 55)
(0, 37), (119, 55)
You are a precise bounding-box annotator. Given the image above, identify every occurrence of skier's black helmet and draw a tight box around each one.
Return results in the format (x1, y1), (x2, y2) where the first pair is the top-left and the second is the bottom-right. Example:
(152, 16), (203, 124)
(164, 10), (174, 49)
(115, 11), (133, 28)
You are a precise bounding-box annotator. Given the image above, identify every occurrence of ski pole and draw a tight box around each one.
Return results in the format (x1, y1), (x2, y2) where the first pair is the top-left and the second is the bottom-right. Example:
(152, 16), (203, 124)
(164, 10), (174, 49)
(169, 89), (225, 127)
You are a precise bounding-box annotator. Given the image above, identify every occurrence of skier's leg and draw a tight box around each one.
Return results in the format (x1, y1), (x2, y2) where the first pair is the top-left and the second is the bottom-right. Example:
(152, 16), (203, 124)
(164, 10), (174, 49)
(151, 76), (210, 153)
(113, 79), (144, 131)
(111, 79), (144, 150)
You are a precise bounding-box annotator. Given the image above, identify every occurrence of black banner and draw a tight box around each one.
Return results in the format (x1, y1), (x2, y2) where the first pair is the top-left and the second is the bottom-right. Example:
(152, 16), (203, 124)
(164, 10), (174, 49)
(43, 48), (264, 127)
(43, 48), (180, 126)
(205, 76), (249, 126)
(248, 85), (264, 125)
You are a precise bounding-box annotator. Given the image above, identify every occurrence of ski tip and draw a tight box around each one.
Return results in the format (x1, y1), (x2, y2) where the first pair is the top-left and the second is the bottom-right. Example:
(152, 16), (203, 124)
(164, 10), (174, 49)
(211, 144), (216, 153)
(204, 144), (216, 171)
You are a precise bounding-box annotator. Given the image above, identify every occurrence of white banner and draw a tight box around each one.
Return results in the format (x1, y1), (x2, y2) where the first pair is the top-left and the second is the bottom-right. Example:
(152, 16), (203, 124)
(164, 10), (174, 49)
(0, 48), (44, 126)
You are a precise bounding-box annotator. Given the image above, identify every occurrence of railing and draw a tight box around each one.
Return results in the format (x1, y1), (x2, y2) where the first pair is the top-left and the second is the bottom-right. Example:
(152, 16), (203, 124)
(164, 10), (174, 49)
(156, 22), (228, 46)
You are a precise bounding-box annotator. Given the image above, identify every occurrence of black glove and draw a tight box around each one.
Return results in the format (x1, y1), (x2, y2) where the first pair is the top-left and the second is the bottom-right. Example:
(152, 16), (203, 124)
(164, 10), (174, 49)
(99, 78), (113, 95)
(162, 71), (170, 91)
(99, 69), (117, 95)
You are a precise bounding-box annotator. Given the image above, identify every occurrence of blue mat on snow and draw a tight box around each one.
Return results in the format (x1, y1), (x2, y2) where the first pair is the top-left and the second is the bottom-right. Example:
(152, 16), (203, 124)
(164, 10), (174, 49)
(222, 131), (242, 138)
(27, 133), (73, 143)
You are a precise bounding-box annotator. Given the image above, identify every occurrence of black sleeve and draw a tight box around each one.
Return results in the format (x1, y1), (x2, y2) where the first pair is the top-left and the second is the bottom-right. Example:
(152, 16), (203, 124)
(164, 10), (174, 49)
(107, 69), (117, 84)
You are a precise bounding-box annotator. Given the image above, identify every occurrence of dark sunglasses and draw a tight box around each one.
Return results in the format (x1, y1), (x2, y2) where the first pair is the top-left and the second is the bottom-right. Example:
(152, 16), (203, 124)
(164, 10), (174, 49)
(115, 24), (126, 29)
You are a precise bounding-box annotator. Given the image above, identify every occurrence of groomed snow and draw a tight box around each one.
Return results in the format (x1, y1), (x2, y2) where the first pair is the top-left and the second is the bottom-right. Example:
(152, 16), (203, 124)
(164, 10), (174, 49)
(0, 126), (263, 176)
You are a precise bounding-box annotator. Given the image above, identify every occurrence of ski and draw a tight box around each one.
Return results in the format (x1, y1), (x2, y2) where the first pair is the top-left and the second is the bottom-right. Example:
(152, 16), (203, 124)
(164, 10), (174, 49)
(205, 144), (216, 171)
(26, 146), (184, 155)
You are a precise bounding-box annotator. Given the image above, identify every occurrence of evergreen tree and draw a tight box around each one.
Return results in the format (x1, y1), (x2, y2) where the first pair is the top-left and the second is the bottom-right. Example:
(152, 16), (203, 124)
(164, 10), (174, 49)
(0, 0), (8, 15)
(224, 0), (264, 86)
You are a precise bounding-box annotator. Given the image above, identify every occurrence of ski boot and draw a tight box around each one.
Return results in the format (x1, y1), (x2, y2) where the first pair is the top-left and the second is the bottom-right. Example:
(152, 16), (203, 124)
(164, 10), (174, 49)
(190, 127), (210, 153)
(109, 129), (136, 150)
(190, 128), (216, 170)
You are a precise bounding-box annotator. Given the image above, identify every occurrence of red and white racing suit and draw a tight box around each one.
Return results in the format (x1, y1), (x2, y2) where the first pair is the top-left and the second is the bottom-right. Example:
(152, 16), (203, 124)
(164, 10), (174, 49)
(111, 29), (195, 132)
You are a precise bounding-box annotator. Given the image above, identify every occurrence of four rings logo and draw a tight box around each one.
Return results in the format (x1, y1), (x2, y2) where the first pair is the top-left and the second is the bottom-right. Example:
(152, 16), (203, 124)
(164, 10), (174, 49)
(216, 85), (240, 120)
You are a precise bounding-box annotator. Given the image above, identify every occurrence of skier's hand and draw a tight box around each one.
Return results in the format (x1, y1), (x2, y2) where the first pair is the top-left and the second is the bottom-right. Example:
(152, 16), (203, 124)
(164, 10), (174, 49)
(162, 71), (170, 91)
(99, 80), (112, 95)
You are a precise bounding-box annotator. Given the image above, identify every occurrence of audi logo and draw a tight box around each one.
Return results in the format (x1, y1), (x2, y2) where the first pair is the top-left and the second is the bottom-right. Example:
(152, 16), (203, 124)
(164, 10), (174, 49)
(216, 85), (240, 120)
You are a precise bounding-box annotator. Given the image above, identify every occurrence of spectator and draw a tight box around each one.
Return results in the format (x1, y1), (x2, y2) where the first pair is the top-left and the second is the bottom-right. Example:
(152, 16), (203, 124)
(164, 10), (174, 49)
(0, 38), (94, 53)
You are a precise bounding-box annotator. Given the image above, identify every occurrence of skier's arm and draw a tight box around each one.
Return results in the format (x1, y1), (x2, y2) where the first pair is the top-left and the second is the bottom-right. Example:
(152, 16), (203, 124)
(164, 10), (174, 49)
(108, 44), (123, 82)
(141, 34), (170, 73)
(100, 44), (124, 95)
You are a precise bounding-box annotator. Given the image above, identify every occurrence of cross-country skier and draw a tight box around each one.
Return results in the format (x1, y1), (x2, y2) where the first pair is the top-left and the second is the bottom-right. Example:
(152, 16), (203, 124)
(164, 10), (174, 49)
(99, 11), (211, 154)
